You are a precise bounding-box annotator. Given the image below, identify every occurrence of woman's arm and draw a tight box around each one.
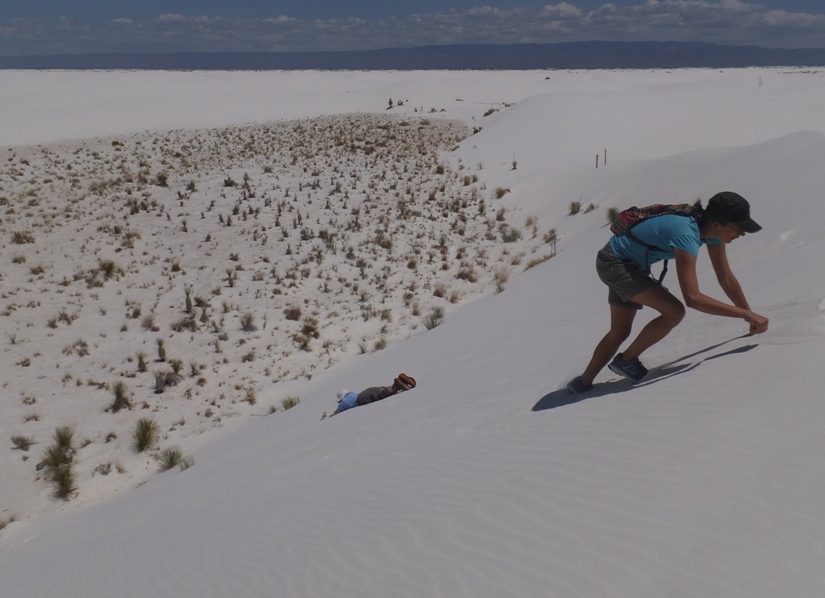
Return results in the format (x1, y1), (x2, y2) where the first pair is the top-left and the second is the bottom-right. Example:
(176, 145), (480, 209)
(674, 248), (768, 333)
(706, 242), (750, 310)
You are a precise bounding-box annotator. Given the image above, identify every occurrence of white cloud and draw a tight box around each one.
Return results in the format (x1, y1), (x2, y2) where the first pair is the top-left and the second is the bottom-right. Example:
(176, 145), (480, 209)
(542, 3), (584, 19)
(762, 9), (825, 28)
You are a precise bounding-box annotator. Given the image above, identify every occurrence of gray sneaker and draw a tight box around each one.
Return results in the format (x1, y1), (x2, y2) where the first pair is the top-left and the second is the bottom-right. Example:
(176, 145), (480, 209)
(608, 353), (648, 383)
(567, 376), (594, 394)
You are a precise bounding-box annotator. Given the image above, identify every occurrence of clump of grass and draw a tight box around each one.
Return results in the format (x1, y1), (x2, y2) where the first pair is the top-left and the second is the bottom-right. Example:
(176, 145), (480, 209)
(606, 206), (620, 224)
(544, 229), (558, 253)
(98, 259), (122, 280)
(422, 306), (446, 330)
(240, 312), (257, 332)
(141, 314), (156, 330)
(493, 266), (511, 293)
(281, 396), (300, 411)
(11, 230), (35, 244)
(49, 465), (77, 500)
(0, 513), (18, 531)
(132, 417), (159, 453)
(499, 223), (522, 243)
(456, 265), (478, 282)
(110, 381), (131, 412)
(284, 306), (302, 321)
(11, 435), (36, 451)
(158, 446), (194, 471)
(525, 255), (554, 270)
(53, 425), (75, 450)
(39, 428), (78, 500)
(41, 443), (72, 471)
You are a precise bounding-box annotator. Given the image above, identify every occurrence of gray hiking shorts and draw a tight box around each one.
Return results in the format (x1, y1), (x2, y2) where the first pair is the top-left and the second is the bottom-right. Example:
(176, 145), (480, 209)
(596, 244), (655, 310)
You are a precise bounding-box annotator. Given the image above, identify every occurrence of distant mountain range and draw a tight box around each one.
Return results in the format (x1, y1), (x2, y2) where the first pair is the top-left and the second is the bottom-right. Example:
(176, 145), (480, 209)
(3, 42), (825, 70)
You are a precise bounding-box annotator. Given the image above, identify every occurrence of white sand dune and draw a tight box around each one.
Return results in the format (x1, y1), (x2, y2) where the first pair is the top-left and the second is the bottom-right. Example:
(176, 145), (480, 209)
(1, 68), (825, 597)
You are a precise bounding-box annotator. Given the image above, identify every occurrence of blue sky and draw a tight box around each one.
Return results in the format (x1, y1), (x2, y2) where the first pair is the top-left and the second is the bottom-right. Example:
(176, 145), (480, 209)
(2, 1), (825, 56)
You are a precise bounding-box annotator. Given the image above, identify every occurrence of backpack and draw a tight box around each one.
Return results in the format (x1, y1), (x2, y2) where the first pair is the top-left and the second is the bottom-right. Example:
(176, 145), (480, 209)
(609, 202), (704, 283)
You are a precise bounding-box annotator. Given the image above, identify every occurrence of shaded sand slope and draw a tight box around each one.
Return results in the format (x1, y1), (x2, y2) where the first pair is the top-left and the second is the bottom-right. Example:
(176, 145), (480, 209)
(2, 125), (825, 596)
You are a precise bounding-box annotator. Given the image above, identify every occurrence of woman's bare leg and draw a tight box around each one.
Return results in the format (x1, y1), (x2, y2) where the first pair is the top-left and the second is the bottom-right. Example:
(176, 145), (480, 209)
(580, 304), (637, 386)
(620, 285), (685, 361)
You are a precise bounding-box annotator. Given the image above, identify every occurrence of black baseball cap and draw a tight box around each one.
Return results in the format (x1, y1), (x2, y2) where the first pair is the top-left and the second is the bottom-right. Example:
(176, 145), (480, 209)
(705, 192), (761, 233)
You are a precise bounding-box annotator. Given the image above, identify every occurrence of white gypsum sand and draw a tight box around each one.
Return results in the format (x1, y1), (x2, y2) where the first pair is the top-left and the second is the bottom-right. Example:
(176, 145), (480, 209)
(1, 68), (825, 597)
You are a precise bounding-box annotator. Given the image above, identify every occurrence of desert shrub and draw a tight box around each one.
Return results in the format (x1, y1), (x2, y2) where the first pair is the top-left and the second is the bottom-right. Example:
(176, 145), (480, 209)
(141, 314), (156, 330)
(132, 418), (159, 453)
(422, 306), (446, 330)
(281, 396), (300, 411)
(494, 266), (512, 286)
(11, 435), (36, 451)
(456, 265), (478, 282)
(284, 306), (302, 321)
(50, 464), (78, 500)
(0, 513), (18, 531)
(98, 259), (122, 280)
(544, 229), (559, 255)
(494, 266), (512, 294)
(301, 317), (319, 338)
(241, 312), (257, 332)
(293, 334), (312, 352)
(154, 369), (182, 390)
(158, 446), (186, 471)
(171, 316), (198, 332)
(53, 425), (75, 449)
(11, 231), (35, 244)
(525, 255), (553, 270)
(494, 187), (509, 199)
(499, 224), (522, 243)
(40, 442), (73, 472)
(110, 381), (131, 412)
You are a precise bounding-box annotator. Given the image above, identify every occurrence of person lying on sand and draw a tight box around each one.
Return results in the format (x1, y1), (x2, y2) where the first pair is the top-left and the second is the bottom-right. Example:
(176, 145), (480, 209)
(567, 192), (769, 394)
(322, 373), (416, 419)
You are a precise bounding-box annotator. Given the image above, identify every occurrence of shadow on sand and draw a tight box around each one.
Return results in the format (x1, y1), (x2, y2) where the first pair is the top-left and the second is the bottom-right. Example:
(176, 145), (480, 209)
(532, 336), (758, 412)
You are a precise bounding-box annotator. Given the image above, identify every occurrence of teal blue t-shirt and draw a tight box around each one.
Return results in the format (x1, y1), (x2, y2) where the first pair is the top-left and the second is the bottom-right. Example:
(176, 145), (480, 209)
(608, 214), (721, 268)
